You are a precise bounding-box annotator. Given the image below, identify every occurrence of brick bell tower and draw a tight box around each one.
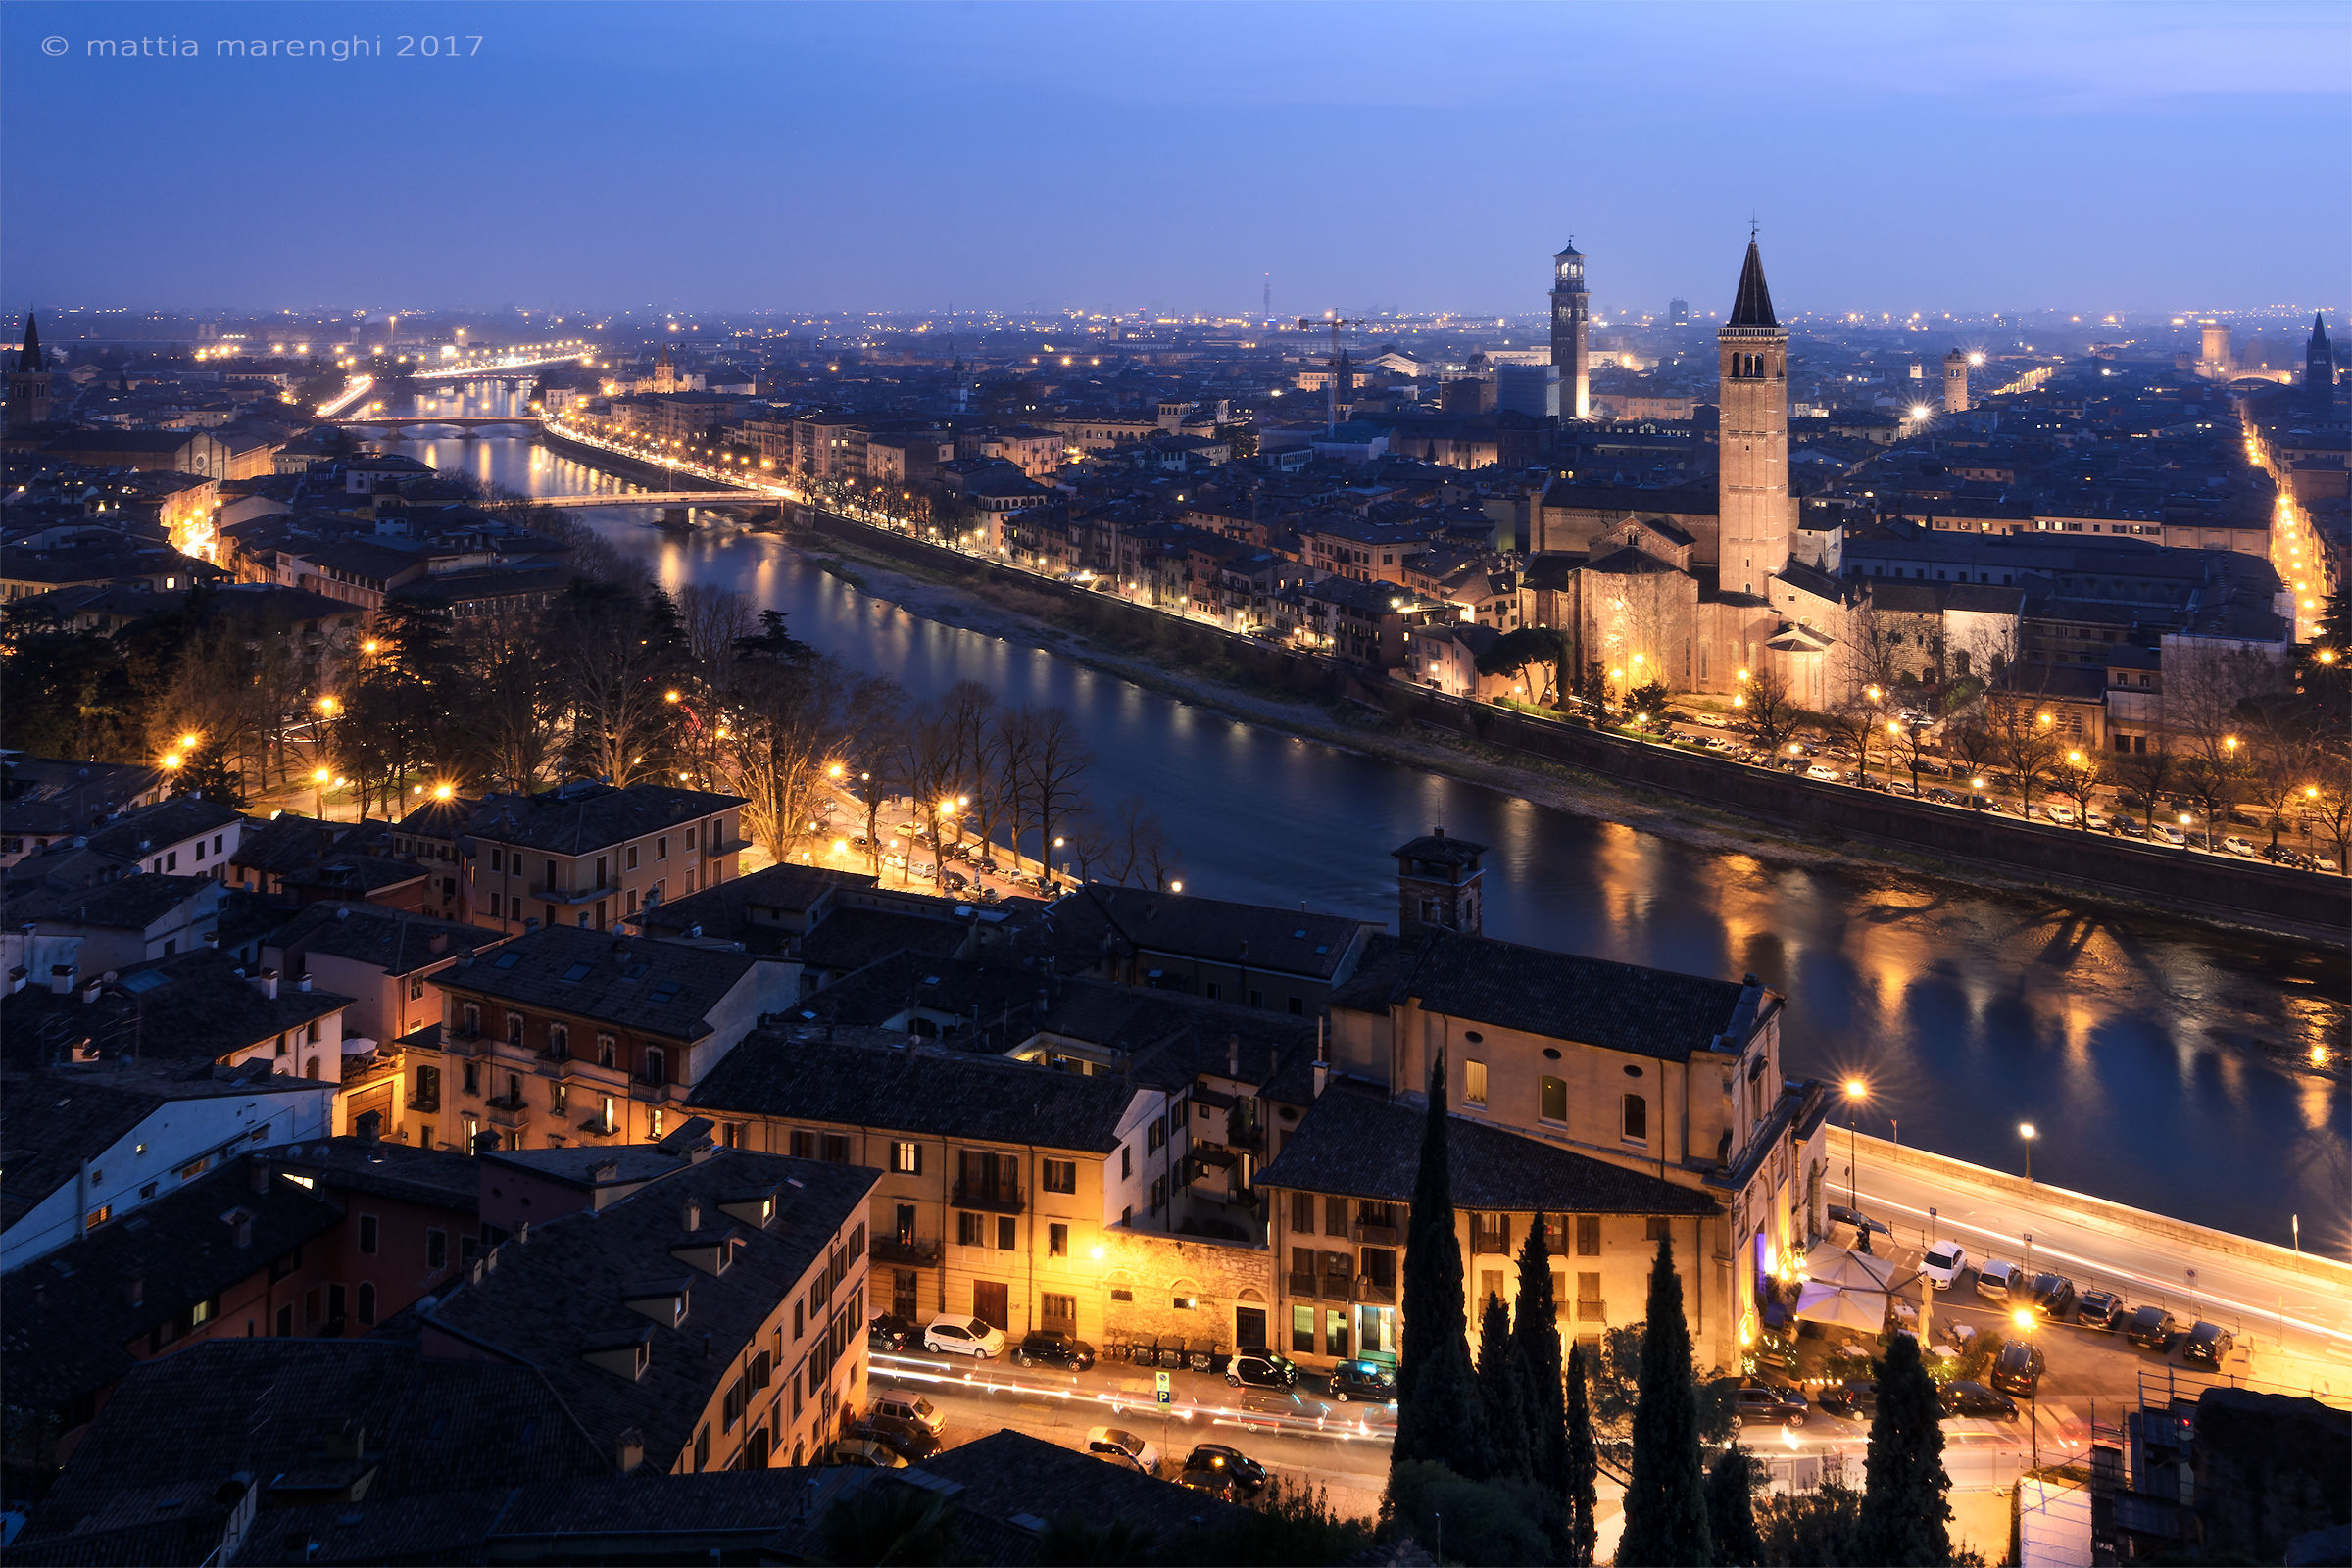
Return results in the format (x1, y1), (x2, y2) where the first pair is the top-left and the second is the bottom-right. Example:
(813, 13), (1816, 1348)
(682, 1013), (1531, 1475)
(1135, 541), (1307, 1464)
(1717, 234), (1791, 597)
(1395, 827), (1487, 939)
(1550, 240), (1590, 420)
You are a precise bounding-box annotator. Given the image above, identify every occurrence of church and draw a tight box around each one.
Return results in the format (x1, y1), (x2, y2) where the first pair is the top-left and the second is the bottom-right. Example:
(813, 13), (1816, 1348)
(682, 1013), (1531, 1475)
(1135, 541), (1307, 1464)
(1525, 239), (1850, 709)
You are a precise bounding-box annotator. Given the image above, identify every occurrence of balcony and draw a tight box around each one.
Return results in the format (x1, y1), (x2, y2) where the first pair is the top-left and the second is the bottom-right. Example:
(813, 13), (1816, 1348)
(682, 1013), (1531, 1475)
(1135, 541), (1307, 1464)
(405, 1093), (441, 1114)
(1354, 1219), (1400, 1247)
(1286, 1273), (1318, 1299)
(1357, 1277), (1397, 1306)
(1221, 1121), (1266, 1153)
(703, 836), (753, 858)
(950, 1181), (1024, 1214)
(526, 881), (617, 906)
(871, 1236), (943, 1268)
(485, 1095), (531, 1128)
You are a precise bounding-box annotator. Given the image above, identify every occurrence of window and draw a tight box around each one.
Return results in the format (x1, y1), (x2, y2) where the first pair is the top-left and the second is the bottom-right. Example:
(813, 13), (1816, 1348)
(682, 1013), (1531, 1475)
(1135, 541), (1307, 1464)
(791, 1130), (815, 1158)
(1464, 1059), (1488, 1105)
(821, 1134), (850, 1163)
(358, 1214), (378, 1254)
(957, 1211), (985, 1247)
(1290, 1192), (1314, 1234)
(1293, 1304), (1316, 1353)
(996, 1216), (1016, 1250)
(1621, 1094), (1648, 1143)
(642, 1048), (666, 1086)
(891, 1141), (921, 1174)
(357, 1282), (377, 1325)
(1041, 1158), (1076, 1194)
(549, 1024), (568, 1058)
(1645, 1217), (1671, 1243)
(1541, 1076), (1567, 1123)
(626, 845), (639, 871)
(649, 1107), (663, 1140)
(1146, 1117), (1165, 1154)
(598, 1034), (616, 1067)
(463, 1062), (479, 1097)
(1471, 1213), (1510, 1254)
(551, 1082), (568, 1117)
(1288, 997), (1304, 1016)
(656, 835), (668, 861)
(1150, 1176), (1167, 1213)
(723, 1376), (747, 1432)
(1324, 1195), (1348, 1235)
(694, 1423), (710, 1472)
(1576, 1216), (1601, 1256)
(1577, 1272), (1606, 1322)
(490, 848), (504, 872)
(1047, 1220), (1070, 1257)
(1120, 1146), (1132, 1180)
(86, 1204), (112, 1230)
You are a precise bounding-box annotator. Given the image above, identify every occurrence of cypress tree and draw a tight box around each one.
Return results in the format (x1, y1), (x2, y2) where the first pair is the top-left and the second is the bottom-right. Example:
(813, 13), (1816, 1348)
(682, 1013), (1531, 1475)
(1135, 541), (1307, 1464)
(1707, 1445), (1764, 1567)
(1617, 1233), (1711, 1567)
(1512, 1212), (1566, 1492)
(1563, 1340), (1599, 1568)
(174, 740), (246, 809)
(1389, 1050), (1489, 1476)
(1474, 1291), (1531, 1479)
(1855, 1331), (1954, 1565)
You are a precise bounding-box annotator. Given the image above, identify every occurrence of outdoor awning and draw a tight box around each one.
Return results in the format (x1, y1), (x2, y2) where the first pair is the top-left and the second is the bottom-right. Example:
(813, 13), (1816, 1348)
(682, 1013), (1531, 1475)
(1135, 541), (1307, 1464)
(1792, 1243), (1904, 1333)
(339, 1037), (380, 1055)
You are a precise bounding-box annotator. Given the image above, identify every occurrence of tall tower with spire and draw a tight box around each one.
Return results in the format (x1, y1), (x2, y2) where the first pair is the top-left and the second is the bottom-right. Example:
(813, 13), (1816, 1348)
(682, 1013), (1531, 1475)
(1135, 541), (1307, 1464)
(2307, 313), (2335, 416)
(7, 312), (52, 430)
(1717, 238), (1791, 596)
(1550, 241), (1590, 420)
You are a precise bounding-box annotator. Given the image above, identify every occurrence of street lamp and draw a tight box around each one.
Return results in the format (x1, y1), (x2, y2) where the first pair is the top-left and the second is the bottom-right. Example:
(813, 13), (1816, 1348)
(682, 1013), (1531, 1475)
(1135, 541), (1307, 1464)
(1843, 1078), (1868, 1221)
(2018, 1122), (2036, 1183)
(313, 766), (331, 820)
(2011, 1306), (2041, 1468)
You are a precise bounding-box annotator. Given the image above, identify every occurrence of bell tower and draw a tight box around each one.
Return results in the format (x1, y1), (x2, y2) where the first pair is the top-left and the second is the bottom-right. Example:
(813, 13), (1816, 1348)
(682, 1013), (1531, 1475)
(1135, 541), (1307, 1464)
(2308, 314), (2335, 416)
(1716, 237), (1791, 596)
(1943, 349), (1970, 414)
(7, 312), (51, 430)
(1394, 827), (1486, 940)
(1550, 241), (1590, 420)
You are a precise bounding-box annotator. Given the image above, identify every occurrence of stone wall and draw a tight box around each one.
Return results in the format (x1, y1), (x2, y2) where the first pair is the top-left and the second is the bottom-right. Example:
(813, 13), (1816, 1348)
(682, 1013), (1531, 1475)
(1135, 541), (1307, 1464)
(1096, 1226), (1277, 1355)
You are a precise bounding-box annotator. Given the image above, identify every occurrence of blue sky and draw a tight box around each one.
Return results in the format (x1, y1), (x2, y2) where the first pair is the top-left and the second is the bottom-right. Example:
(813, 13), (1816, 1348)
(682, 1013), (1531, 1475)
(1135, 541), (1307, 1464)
(4, 1), (2344, 317)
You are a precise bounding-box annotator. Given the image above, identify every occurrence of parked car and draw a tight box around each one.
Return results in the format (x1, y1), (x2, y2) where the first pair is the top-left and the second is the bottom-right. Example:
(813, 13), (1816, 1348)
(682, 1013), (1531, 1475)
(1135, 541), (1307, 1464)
(2116, 817), (2148, 839)
(1013, 1329), (1096, 1372)
(870, 1394), (945, 1437)
(2078, 1290), (2127, 1330)
(923, 1313), (1006, 1359)
(1805, 764), (1842, 783)
(1920, 1241), (1970, 1290)
(1817, 1381), (1877, 1421)
(1733, 1383), (1811, 1428)
(1182, 1444), (1268, 1496)
(850, 1414), (941, 1462)
(2221, 835), (2258, 857)
(1939, 1380), (2020, 1420)
(1328, 1361), (1396, 1402)
(827, 1438), (906, 1469)
(1085, 1426), (1160, 1474)
(868, 1313), (919, 1352)
(1226, 1352), (1298, 1389)
(2030, 1273), (2079, 1319)
(1976, 1259), (2024, 1303)
(2182, 1321), (2235, 1368)
(1989, 1341), (2045, 1396)
(2125, 1305), (2178, 1351)
(2043, 804), (2079, 826)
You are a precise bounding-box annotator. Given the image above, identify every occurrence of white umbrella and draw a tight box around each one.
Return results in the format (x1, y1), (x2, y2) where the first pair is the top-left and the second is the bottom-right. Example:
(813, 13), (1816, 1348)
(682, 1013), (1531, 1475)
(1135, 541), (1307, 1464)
(1792, 1244), (1907, 1333)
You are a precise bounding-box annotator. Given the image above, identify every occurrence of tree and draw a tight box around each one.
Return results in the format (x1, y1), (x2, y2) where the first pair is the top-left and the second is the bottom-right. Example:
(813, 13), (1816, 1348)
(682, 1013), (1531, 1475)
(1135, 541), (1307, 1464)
(1512, 1215), (1566, 1493)
(1738, 667), (1799, 755)
(2052, 745), (2102, 830)
(1943, 711), (2000, 806)
(898, 704), (960, 887)
(1707, 1445), (1764, 1567)
(1020, 705), (1093, 889)
(1987, 689), (2062, 816)
(1627, 679), (1674, 724)
(1563, 1340), (1599, 1567)
(547, 580), (685, 787)
(1755, 1480), (1863, 1566)
(2112, 731), (2179, 830)
(1475, 1290), (1533, 1479)
(1390, 1051), (1489, 1476)
(1174, 1477), (1373, 1567)
(1854, 1332), (1953, 1566)
(1892, 717), (1936, 797)
(939, 679), (999, 854)
(1476, 625), (1569, 706)
(455, 621), (563, 797)
(816, 1481), (956, 1566)
(1383, 1460), (1556, 1567)
(1617, 1233), (1711, 1567)
(173, 738), (245, 809)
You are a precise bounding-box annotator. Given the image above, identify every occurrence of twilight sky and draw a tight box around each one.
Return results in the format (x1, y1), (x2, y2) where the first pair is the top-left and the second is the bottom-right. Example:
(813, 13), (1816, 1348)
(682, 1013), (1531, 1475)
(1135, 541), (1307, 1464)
(5, 1), (2345, 318)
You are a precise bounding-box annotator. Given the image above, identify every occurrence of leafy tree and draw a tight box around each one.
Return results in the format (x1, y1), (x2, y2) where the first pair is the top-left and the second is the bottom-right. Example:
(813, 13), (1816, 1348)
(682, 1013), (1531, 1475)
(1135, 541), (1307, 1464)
(1169, 1477), (1373, 1566)
(173, 738), (245, 809)
(1755, 1479), (1863, 1566)
(1563, 1340), (1599, 1567)
(816, 1480), (956, 1565)
(1475, 1290), (1533, 1479)
(1475, 625), (1569, 705)
(1708, 1445), (1765, 1567)
(0, 627), (130, 759)
(1627, 679), (1674, 722)
(1382, 1459), (1555, 1567)
(1854, 1332), (1953, 1566)
(1512, 1214), (1567, 1494)
(1617, 1233), (1711, 1567)
(1390, 1051), (1490, 1477)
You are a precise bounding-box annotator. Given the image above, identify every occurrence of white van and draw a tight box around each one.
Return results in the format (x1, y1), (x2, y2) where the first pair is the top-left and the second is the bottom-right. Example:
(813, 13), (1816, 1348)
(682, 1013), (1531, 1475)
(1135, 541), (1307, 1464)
(871, 1394), (945, 1437)
(1976, 1258), (2023, 1303)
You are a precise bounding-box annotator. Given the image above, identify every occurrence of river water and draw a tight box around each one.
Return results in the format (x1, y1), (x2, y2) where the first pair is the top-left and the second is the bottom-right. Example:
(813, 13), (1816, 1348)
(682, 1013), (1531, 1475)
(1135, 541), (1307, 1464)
(378, 384), (2349, 1253)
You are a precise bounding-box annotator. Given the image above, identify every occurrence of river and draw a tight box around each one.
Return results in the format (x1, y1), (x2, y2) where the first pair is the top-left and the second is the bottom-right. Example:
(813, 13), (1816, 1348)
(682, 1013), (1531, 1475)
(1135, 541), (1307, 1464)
(376, 383), (2349, 1254)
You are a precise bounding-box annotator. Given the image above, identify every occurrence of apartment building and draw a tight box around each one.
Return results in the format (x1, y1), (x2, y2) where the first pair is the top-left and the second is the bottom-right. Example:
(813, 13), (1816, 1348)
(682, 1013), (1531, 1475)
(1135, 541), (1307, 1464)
(464, 782), (750, 938)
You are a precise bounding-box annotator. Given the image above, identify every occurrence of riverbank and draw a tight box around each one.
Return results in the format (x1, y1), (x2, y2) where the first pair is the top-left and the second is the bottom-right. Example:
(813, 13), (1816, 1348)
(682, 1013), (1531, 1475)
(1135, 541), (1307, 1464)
(785, 518), (2347, 956)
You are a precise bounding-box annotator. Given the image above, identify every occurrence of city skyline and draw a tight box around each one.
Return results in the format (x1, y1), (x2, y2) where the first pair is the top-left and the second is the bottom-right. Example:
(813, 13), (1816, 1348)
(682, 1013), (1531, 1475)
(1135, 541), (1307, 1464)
(5, 1), (2346, 315)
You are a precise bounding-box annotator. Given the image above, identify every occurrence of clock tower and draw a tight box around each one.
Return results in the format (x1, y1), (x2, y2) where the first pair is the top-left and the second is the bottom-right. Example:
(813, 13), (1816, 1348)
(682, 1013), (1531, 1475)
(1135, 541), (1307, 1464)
(1550, 242), (1590, 420)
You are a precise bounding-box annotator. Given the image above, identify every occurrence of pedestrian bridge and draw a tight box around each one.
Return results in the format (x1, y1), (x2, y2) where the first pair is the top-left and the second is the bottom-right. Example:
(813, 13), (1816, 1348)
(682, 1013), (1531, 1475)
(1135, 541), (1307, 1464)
(503, 490), (774, 509)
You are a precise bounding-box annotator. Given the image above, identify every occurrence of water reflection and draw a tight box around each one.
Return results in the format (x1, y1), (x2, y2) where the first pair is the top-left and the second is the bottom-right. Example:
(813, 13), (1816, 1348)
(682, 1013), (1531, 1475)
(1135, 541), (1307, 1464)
(372, 397), (2349, 1251)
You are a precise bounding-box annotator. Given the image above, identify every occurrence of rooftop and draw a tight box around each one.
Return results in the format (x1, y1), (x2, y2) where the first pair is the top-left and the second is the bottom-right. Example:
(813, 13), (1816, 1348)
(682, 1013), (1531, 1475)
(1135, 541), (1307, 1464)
(429, 926), (774, 1043)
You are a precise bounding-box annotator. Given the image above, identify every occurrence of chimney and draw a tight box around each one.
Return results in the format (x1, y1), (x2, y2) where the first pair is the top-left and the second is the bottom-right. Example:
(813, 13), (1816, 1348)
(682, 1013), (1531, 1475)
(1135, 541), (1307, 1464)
(47, 962), (74, 996)
(613, 1429), (645, 1474)
(1312, 1016), (1329, 1099)
(1227, 1034), (1240, 1080)
(296, 975), (312, 993)
(427, 932), (448, 955)
(356, 1109), (382, 1144)
(256, 968), (279, 1001)
(249, 1160), (270, 1193)
(82, 980), (102, 1005)
(681, 1199), (702, 1232)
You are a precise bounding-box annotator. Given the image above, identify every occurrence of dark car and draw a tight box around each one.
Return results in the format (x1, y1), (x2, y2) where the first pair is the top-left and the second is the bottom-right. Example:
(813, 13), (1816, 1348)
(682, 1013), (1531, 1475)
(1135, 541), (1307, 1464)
(1939, 1380), (2020, 1420)
(2182, 1321), (2235, 1368)
(2124, 1305), (2178, 1351)
(2077, 1290), (2126, 1330)
(1225, 1352), (1298, 1389)
(848, 1414), (941, 1462)
(1013, 1330), (1097, 1372)
(1817, 1380), (1877, 1421)
(1328, 1361), (1396, 1402)
(867, 1313), (919, 1352)
(1989, 1340), (2045, 1396)
(1183, 1444), (1268, 1496)
(1733, 1383), (1810, 1428)
(2030, 1273), (2078, 1319)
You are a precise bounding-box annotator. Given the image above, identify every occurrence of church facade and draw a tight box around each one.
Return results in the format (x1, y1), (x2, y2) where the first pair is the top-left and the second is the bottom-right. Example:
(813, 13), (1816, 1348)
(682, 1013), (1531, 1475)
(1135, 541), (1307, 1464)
(1525, 239), (1849, 709)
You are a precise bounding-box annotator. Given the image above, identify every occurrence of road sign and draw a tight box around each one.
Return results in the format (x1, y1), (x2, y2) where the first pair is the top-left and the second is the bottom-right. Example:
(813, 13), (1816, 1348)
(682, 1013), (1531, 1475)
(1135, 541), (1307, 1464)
(1154, 1371), (1172, 1406)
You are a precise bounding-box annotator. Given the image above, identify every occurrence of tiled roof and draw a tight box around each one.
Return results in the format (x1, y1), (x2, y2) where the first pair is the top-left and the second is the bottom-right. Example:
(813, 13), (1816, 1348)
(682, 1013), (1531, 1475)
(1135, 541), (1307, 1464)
(635, 862), (876, 949)
(1034, 980), (1319, 1095)
(262, 1134), (484, 1210)
(1256, 1079), (1719, 1215)
(2, 870), (215, 931)
(688, 1035), (1135, 1153)
(910, 1428), (1247, 1540)
(423, 1151), (877, 1471)
(1346, 929), (1751, 1063)
(0, 949), (351, 1071)
(428, 925), (769, 1042)
(466, 783), (747, 857)
(1, 1156), (344, 1409)
(1079, 883), (1375, 982)
(74, 794), (241, 861)
(267, 902), (503, 976)
(797, 905), (968, 976)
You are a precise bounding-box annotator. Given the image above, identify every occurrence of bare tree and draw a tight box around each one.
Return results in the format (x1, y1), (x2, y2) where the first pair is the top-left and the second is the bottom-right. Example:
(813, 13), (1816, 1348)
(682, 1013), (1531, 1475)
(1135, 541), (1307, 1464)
(547, 584), (685, 787)
(2052, 744), (2103, 830)
(1737, 667), (1799, 756)
(676, 584), (758, 675)
(1020, 706), (1094, 890)
(1987, 686), (2064, 817)
(993, 707), (1038, 872)
(456, 622), (563, 796)
(897, 705), (960, 888)
(2112, 731), (2179, 831)
(2167, 640), (2282, 847)
(940, 679), (1000, 855)
(722, 656), (884, 868)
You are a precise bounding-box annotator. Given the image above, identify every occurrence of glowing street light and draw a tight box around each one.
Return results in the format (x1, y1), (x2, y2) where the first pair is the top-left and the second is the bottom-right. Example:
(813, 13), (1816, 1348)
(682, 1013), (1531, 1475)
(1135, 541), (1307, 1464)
(2018, 1122), (2037, 1182)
